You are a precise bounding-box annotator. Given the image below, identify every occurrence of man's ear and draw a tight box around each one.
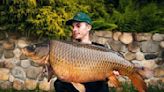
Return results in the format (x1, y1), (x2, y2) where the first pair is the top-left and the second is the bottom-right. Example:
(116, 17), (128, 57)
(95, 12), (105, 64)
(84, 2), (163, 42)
(87, 24), (92, 31)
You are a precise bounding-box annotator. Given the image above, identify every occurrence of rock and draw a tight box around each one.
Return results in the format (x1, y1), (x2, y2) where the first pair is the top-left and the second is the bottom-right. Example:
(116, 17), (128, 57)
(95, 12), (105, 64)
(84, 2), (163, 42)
(3, 40), (15, 50)
(128, 42), (140, 52)
(26, 66), (43, 79)
(93, 37), (109, 45)
(160, 41), (164, 48)
(94, 31), (112, 38)
(4, 50), (14, 59)
(160, 49), (164, 60)
(107, 40), (124, 51)
(9, 74), (15, 82)
(7, 32), (19, 41)
(31, 61), (40, 67)
(141, 41), (160, 53)
(113, 31), (122, 41)
(13, 48), (22, 58)
(0, 44), (4, 58)
(154, 67), (164, 77)
(145, 78), (160, 86)
(25, 79), (37, 90)
(17, 38), (29, 48)
(119, 32), (133, 44)
(11, 66), (26, 80)
(50, 77), (57, 91)
(144, 54), (158, 60)
(0, 62), (5, 68)
(152, 33), (164, 41)
(4, 60), (16, 69)
(135, 33), (152, 41)
(0, 68), (10, 81)
(160, 78), (164, 83)
(124, 52), (136, 61)
(140, 60), (158, 69)
(135, 52), (145, 61)
(39, 78), (50, 91)
(13, 79), (24, 90)
(0, 32), (6, 40)
(120, 45), (128, 53)
(20, 60), (31, 68)
(20, 54), (28, 60)
(0, 81), (12, 89)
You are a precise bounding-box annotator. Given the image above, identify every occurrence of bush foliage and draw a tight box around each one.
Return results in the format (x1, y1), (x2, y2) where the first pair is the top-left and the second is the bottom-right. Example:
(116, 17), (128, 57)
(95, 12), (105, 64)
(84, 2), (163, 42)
(0, 0), (163, 39)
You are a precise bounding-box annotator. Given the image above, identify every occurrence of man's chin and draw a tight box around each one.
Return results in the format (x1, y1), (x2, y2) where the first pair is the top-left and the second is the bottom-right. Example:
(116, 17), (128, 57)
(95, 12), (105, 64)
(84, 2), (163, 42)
(73, 36), (81, 40)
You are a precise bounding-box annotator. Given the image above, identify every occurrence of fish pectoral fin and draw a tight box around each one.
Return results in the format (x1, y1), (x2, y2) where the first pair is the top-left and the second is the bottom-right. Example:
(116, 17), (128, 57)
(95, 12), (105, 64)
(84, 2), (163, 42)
(43, 64), (54, 82)
(71, 82), (85, 92)
(107, 72), (121, 88)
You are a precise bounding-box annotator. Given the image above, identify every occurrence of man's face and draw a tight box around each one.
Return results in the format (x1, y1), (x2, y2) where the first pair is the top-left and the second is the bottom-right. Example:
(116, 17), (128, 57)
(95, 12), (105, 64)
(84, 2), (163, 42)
(71, 22), (91, 40)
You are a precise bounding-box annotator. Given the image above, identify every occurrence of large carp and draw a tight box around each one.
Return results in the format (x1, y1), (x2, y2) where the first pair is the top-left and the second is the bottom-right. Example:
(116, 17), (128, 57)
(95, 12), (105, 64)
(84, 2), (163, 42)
(22, 40), (152, 92)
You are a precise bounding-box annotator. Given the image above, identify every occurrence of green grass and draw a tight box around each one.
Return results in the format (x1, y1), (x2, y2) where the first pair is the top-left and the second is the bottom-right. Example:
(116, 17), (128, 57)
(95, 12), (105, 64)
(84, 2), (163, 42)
(0, 83), (164, 92)
(110, 82), (164, 92)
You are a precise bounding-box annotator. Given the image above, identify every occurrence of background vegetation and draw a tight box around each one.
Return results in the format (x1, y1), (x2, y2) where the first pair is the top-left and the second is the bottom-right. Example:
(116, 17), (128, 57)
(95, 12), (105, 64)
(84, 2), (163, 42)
(0, 0), (163, 39)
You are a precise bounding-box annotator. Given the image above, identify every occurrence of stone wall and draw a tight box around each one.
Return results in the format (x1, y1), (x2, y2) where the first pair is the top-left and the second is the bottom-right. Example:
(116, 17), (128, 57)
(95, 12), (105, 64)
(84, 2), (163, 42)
(91, 31), (164, 86)
(0, 31), (163, 91)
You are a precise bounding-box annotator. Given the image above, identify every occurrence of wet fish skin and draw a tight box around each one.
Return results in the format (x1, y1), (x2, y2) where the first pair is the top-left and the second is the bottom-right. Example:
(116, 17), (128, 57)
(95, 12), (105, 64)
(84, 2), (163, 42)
(22, 40), (148, 92)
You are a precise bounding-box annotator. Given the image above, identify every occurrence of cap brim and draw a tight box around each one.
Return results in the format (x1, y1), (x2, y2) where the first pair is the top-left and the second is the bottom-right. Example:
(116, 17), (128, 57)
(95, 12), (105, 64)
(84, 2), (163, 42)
(66, 19), (91, 25)
(66, 19), (75, 25)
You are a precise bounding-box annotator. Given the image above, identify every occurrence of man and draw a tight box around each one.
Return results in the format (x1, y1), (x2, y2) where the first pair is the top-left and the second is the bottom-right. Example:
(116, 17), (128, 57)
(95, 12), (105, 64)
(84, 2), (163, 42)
(54, 12), (109, 92)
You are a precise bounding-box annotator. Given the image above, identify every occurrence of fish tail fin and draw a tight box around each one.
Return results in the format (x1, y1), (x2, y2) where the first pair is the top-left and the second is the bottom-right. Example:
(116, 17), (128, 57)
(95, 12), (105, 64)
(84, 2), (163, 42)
(128, 72), (147, 92)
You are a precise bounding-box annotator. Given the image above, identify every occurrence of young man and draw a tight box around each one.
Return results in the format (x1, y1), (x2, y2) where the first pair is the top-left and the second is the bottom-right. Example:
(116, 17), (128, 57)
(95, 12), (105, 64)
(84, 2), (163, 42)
(54, 12), (109, 92)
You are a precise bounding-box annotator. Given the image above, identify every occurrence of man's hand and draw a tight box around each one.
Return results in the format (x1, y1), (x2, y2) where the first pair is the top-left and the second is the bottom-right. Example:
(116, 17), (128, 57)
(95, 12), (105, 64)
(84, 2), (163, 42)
(113, 70), (119, 76)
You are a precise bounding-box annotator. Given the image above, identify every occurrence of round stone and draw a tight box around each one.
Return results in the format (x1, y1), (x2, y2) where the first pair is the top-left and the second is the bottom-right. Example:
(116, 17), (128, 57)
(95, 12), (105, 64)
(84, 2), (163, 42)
(17, 38), (30, 48)
(135, 52), (145, 61)
(20, 60), (31, 68)
(141, 41), (160, 53)
(154, 67), (164, 77)
(13, 79), (24, 90)
(3, 41), (15, 50)
(128, 42), (140, 52)
(11, 66), (26, 80)
(39, 78), (50, 91)
(26, 66), (43, 79)
(0, 81), (12, 89)
(0, 68), (10, 81)
(13, 48), (22, 58)
(160, 41), (164, 48)
(113, 31), (122, 41)
(124, 52), (136, 61)
(135, 33), (152, 41)
(4, 50), (14, 59)
(25, 79), (37, 90)
(119, 32), (133, 44)
(152, 33), (164, 41)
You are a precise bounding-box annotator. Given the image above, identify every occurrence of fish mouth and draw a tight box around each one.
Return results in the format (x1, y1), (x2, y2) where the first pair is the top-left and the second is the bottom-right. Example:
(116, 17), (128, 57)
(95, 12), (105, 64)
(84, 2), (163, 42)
(21, 48), (35, 57)
(21, 48), (49, 65)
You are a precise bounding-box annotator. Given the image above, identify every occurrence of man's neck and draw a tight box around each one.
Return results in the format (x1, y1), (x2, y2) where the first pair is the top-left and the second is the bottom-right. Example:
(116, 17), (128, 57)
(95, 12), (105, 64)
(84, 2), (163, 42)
(81, 39), (92, 44)
(80, 33), (91, 44)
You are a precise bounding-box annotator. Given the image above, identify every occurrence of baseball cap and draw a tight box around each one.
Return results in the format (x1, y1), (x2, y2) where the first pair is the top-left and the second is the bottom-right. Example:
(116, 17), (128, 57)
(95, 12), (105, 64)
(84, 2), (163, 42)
(66, 12), (92, 25)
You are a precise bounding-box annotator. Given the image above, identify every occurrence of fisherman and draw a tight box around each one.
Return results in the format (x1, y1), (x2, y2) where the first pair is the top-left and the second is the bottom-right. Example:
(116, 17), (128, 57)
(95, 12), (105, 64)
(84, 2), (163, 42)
(54, 12), (110, 92)
(22, 11), (149, 92)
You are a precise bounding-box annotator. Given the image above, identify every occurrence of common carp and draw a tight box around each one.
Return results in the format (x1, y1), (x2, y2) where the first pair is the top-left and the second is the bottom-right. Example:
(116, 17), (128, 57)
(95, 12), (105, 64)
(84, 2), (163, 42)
(22, 40), (152, 92)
